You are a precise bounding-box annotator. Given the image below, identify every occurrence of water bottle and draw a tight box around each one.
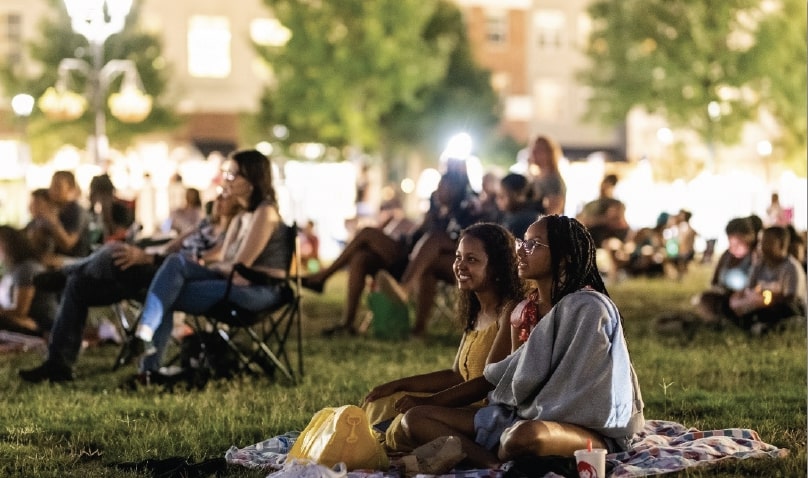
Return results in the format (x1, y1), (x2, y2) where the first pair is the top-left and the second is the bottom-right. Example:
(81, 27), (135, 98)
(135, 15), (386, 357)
(254, 431), (301, 454)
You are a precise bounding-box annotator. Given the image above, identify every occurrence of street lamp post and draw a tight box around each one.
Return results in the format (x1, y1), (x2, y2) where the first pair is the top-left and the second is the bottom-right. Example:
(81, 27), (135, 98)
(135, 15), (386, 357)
(11, 93), (34, 171)
(11, 93), (34, 137)
(38, 0), (151, 165)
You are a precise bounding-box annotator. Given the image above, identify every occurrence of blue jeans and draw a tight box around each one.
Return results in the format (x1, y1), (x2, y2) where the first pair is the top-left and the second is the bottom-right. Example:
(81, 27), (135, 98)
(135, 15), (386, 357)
(47, 249), (156, 368)
(138, 253), (284, 372)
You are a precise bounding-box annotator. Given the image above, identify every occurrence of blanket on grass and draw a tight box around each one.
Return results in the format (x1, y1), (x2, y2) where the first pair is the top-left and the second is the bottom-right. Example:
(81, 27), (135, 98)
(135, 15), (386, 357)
(225, 419), (787, 477)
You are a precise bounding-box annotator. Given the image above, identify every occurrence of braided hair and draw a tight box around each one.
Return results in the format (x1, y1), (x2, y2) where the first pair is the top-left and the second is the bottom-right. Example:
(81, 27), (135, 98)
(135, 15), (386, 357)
(542, 215), (610, 305)
(456, 223), (525, 332)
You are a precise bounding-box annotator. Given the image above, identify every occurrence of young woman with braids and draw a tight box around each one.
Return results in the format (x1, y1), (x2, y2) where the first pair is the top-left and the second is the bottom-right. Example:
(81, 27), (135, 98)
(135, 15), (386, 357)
(398, 215), (645, 469)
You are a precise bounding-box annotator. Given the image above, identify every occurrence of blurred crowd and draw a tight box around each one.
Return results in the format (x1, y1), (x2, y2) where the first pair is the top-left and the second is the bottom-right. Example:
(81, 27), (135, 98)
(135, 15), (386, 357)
(0, 133), (805, 350)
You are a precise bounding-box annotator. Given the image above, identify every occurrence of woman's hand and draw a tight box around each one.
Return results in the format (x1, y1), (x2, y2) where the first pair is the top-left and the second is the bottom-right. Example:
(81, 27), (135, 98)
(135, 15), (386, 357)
(231, 272), (250, 287)
(394, 394), (431, 414)
(363, 382), (399, 404)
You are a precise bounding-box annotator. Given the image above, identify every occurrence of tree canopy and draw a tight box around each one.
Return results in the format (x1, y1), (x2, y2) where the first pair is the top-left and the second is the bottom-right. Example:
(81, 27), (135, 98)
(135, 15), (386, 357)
(379, 0), (511, 166)
(580, 0), (806, 170)
(254, 0), (451, 150)
(253, 0), (510, 166)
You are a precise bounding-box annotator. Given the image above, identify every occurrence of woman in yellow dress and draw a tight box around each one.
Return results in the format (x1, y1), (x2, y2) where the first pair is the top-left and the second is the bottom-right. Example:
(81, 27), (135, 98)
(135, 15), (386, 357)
(362, 222), (524, 451)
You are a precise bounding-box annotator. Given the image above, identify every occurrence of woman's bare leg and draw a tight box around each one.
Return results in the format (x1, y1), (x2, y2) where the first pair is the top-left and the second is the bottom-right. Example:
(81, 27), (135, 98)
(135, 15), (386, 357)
(307, 227), (400, 285)
(400, 232), (456, 295)
(401, 406), (500, 469)
(498, 420), (607, 461)
(340, 250), (383, 330)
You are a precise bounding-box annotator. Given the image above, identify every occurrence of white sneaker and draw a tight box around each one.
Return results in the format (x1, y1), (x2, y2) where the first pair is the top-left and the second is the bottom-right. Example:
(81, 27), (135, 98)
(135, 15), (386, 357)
(266, 459), (347, 478)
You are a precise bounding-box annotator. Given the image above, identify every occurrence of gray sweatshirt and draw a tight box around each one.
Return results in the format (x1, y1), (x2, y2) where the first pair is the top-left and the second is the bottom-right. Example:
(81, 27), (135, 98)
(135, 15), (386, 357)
(484, 289), (645, 451)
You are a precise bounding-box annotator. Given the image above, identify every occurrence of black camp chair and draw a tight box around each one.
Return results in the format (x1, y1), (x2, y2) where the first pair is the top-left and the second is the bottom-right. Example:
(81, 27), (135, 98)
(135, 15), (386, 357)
(189, 222), (303, 383)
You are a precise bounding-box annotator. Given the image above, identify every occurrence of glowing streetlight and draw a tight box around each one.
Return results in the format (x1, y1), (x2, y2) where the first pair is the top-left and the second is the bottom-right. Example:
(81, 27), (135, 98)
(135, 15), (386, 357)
(11, 94), (35, 119)
(38, 0), (152, 165)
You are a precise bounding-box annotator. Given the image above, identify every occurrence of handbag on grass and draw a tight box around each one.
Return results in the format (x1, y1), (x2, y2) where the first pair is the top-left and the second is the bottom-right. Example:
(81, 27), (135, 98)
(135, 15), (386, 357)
(288, 405), (389, 471)
(367, 291), (410, 340)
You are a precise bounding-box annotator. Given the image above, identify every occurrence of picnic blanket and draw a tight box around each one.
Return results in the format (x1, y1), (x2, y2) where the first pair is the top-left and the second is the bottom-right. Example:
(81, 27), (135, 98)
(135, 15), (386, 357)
(606, 419), (788, 477)
(225, 419), (787, 477)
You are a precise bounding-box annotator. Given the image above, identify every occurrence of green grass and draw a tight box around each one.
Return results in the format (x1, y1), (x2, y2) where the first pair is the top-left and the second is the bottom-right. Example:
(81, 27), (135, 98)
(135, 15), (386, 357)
(0, 264), (805, 477)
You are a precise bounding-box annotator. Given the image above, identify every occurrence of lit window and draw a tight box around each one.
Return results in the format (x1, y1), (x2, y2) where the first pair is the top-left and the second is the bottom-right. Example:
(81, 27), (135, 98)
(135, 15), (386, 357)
(577, 13), (592, 49)
(505, 95), (532, 122)
(1, 13), (23, 67)
(534, 9), (565, 50)
(534, 79), (564, 121)
(187, 16), (231, 78)
(485, 9), (508, 45)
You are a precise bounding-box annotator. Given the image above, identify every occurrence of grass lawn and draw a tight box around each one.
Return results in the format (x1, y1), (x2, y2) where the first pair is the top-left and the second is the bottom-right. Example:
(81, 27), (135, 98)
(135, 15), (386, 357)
(0, 263), (805, 477)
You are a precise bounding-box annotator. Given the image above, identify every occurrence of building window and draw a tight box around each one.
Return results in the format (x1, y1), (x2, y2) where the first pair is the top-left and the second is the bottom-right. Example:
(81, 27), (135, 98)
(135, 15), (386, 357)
(0, 13), (23, 67)
(7, 12), (21, 41)
(505, 95), (532, 122)
(534, 79), (564, 121)
(485, 9), (508, 45)
(188, 16), (231, 78)
(577, 13), (592, 49)
(534, 9), (565, 51)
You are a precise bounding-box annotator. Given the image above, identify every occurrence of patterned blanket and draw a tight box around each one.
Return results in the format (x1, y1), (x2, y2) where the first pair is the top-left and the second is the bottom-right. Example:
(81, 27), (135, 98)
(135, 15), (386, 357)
(225, 419), (787, 477)
(606, 419), (788, 477)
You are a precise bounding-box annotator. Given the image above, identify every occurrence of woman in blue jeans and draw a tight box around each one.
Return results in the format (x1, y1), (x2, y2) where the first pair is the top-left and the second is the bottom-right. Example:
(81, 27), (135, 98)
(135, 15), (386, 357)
(134, 148), (291, 376)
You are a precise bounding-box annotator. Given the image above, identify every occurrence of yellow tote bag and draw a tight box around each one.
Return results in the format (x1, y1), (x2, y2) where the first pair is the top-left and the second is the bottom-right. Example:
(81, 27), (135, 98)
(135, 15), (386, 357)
(288, 405), (389, 471)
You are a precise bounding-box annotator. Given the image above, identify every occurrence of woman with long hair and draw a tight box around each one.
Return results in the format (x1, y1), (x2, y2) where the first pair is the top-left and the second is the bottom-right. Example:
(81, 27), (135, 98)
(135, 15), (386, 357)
(362, 222), (524, 452)
(525, 135), (566, 215)
(131, 149), (293, 377)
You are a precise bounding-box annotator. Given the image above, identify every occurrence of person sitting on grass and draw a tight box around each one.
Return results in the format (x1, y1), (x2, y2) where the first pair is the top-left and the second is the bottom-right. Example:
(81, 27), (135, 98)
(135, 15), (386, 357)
(693, 216), (759, 326)
(727, 225), (807, 335)
(0, 226), (57, 337)
(362, 222), (524, 452)
(396, 215), (645, 469)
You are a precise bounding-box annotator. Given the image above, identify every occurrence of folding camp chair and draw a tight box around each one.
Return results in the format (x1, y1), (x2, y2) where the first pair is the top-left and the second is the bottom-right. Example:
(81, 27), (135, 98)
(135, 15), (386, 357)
(191, 222), (303, 383)
(111, 293), (186, 371)
(432, 279), (457, 322)
(111, 298), (144, 371)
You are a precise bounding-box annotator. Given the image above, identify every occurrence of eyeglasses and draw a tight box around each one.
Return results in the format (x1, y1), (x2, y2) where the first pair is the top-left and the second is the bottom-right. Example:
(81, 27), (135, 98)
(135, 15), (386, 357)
(515, 238), (549, 255)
